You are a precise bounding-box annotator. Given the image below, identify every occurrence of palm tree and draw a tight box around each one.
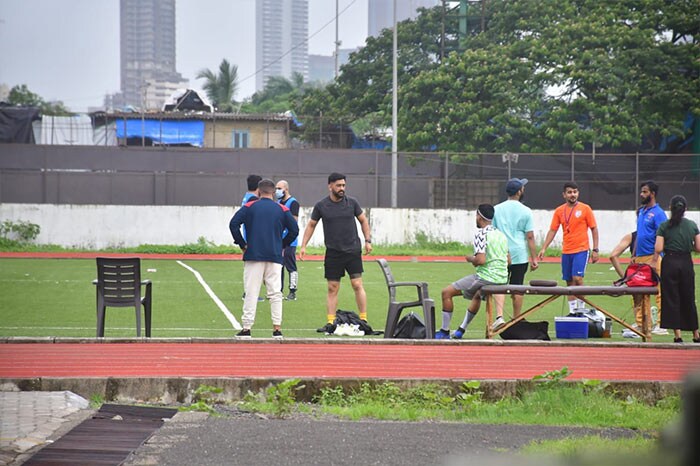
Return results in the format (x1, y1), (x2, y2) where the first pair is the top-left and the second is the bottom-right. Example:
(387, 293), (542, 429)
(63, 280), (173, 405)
(196, 59), (239, 112)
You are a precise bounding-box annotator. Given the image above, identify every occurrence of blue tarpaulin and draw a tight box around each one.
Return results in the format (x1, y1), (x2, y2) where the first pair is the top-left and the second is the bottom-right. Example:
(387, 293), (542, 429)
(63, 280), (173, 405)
(116, 119), (204, 146)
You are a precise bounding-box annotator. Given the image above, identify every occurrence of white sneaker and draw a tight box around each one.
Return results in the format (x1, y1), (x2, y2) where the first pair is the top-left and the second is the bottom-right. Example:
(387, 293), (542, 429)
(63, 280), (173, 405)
(334, 323), (348, 336)
(651, 325), (669, 335)
(491, 316), (506, 332)
(348, 324), (365, 337)
(622, 328), (641, 338)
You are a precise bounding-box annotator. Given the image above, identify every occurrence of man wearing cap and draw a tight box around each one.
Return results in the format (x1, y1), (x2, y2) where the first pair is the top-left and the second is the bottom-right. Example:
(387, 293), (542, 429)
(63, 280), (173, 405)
(436, 204), (510, 339)
(487, 178), (539, 332)
(538, 181), (599, 314)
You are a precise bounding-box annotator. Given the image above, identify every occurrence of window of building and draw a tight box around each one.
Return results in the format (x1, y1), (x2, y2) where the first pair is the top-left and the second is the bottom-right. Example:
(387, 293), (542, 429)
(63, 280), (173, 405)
(231, 130), (249, 148)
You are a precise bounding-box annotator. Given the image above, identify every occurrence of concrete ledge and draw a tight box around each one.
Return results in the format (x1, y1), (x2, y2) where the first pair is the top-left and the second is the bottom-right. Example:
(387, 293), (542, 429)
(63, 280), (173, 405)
(0, 377), (681, 406)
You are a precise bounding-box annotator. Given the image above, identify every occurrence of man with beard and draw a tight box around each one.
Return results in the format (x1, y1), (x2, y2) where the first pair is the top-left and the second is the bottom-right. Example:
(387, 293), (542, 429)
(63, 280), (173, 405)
(632, 180), (668, 335)
(538, 181), (599, 314)
(481, 178), (539, 334)
(299, 173), (373, 334)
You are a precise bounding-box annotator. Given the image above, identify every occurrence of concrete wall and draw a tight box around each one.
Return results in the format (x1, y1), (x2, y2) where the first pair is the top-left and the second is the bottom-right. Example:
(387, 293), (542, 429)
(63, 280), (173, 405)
(3, 203), (698, 252)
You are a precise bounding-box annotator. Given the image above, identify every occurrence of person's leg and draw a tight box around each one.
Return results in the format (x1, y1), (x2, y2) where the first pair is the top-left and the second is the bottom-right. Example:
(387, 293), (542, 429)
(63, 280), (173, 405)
(346, 252), (367, 320)
(263, 262), (284, 331)
(632, 255), (654, 326)
(561, 254), (578, 312)
(326, 280), (340, 324)
(439, 284), (464, 333)
(242, 261), (265, 330)
(283, 245), (298, 299)
(508, 263), (528, 317)
(323, 251), (344, 325)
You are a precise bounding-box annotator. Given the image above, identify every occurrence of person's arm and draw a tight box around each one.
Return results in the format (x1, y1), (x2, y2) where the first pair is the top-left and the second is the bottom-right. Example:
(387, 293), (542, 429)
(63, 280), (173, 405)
(282, 211), (299, 248)
(653, 235), (664, 265)
(299, 218), (318, 260)
(467, 252), (486, 266)
(228, 209), (247, 250)
(526, 231), (538, 270)
(590, 226), (599, 263)
(357, 212), (373, 255)
(609, 233), (632, 278)
(537, 229), (557, 260)
(694, 233), (700, 253)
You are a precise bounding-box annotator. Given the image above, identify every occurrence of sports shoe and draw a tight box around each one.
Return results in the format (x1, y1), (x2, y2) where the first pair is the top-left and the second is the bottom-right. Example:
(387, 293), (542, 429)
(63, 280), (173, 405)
(285, 291), (297, 301)
(272, 329), (283, 339)
(317, 323), (336, 334)
(674, 337), (683, 343)
(651, 325), (669, 335)
(333, 323), (348, 336)
(236, 329), (251, 339)
(435, 329), (450, 339)
(452, 327), (465, 339)
(491, 316), (506, 332)
(622, 328), (641, 338)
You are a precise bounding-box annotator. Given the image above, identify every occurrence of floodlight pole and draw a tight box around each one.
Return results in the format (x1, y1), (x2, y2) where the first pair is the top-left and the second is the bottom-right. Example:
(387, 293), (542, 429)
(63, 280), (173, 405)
(391, 0), (398, 207)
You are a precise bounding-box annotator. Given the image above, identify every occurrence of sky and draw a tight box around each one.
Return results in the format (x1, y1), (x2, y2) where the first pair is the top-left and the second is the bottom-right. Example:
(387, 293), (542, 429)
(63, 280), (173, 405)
(0, 0), (369, 112)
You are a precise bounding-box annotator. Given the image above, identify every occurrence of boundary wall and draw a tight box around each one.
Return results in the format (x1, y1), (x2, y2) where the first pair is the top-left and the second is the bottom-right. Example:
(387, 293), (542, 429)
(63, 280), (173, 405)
(3, 204), (698, 253)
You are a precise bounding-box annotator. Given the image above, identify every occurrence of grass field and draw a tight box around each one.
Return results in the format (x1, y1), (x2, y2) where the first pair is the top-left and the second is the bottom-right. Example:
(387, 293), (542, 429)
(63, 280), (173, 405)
(0, 257), (697, 341)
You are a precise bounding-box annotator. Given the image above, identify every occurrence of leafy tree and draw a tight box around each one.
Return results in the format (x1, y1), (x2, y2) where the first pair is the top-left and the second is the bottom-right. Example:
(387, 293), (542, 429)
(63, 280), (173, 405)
(296, 1), (698, 152)
(243, 72), (310, 113)
(196, 59), (239, 112)
(7, 84), (72, 116)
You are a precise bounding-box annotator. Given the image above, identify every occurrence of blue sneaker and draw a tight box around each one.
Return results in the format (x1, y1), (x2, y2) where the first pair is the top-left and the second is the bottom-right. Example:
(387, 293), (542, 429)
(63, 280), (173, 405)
(435, 329), (450, 339)
(452, 327), (465, 339)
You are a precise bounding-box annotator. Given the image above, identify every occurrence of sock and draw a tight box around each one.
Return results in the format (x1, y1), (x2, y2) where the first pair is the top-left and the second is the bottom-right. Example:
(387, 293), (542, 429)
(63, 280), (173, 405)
(327, 315), (335, 324)
(577, 299), (586, 309)
(460, 310), (477, 330)
(359, 312), (367, 321)
(568, 300), (578, 313)
(441, 310), (453, 330)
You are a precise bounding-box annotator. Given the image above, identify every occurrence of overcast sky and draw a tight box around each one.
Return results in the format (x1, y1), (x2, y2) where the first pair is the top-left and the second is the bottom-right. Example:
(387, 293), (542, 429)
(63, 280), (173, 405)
(0, 0), (368, 111)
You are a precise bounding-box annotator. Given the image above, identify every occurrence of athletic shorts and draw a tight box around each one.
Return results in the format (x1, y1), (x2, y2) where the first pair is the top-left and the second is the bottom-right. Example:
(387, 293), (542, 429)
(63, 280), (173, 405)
(508, 263), (528, 285)
(561, 250), (589, 281)
(324, 249), (363, 281)
(452, 274), (500, 300)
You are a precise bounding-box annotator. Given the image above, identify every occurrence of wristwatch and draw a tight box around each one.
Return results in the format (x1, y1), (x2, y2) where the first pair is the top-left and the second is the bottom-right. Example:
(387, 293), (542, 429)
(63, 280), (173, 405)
(592, 248), (599, 252)
(365, 239), (372, 243)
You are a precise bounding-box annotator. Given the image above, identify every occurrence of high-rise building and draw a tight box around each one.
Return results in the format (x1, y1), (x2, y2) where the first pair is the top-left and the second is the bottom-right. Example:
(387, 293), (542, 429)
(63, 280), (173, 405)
(118, 0), (187, 109)
(255, 0), (309, 92)
(368, 0), (439, 38)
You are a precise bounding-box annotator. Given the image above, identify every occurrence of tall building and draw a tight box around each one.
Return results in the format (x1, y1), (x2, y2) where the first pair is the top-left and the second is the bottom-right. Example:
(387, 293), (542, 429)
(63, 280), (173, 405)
(119, 0), (187, 109)
(256, 0), (309, 92)
(368, 0), (439, 37)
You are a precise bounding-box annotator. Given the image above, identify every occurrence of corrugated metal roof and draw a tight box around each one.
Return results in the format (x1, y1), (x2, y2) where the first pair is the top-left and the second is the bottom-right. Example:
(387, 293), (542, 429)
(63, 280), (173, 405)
(94, 111), (293, 122)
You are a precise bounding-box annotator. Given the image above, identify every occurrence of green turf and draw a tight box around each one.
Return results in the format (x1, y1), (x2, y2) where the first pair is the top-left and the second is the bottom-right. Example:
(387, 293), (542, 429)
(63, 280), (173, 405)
(0, 257), (695, 341)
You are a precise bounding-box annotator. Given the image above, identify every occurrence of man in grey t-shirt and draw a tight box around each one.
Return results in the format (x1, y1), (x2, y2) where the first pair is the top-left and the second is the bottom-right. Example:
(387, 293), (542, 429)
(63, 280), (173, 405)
(299, 172), (373, 334)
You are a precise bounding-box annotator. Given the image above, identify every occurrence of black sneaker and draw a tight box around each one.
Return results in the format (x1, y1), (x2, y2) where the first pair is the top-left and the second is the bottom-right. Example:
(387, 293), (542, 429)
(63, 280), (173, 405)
(272, 329), (283, 339)
(317, 323), (336, 334)
(236, 329), (251, 339)
(285, 291), (297, 301)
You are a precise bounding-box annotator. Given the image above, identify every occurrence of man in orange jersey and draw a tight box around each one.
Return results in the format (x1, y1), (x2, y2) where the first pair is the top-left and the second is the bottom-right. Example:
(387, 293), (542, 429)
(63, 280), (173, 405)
(538, 181), (599, 314)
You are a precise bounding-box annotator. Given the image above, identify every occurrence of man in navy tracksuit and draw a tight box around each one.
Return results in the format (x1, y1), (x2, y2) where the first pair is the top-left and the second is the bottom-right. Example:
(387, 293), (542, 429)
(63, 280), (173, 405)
(229, 179), (299, 338)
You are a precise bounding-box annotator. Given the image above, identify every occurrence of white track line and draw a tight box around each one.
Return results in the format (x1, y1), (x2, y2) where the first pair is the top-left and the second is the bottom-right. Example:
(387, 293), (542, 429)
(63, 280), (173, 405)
(176, 260), (241, 330)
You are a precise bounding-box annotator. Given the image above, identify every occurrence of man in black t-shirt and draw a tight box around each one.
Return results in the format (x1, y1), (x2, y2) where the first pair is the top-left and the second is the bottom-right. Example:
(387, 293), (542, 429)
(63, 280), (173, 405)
(299, 172), (373, 334)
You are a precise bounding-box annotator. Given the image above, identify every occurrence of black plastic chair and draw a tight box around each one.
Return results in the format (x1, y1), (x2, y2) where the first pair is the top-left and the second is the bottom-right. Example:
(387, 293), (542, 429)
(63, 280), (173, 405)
(93, 257), (152, 337)
(376, 258), (435, 339)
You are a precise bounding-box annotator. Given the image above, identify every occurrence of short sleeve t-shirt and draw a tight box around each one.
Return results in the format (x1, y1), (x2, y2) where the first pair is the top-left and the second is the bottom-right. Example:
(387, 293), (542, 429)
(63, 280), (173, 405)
(473, 225), (509, 284)
(493, 199), (534, 265)
(657, 218), (699, 253)
(311, 195), (363, 253)
(636, 204), (667, 256)
(549, 202), (597, 254)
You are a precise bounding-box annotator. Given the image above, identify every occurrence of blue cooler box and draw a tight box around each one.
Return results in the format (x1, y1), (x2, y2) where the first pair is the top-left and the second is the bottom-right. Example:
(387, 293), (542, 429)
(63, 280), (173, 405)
(555, 316), (589, 339)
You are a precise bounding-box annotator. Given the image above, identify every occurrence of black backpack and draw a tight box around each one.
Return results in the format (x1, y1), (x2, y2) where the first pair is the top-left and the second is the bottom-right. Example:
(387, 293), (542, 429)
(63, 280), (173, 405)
(392, 312), (426, 339)
(334, 310), (383, 335)
(500, 320), (551, 341)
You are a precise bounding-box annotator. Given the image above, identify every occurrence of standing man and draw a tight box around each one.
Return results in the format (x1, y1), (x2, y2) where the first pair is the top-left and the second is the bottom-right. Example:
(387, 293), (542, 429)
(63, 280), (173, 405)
(240, 174), (262, 302)
(440, 204), (510, 339)
(229, 179), (299, 338)
(299, 173), (373, 334)
(275, 180), (300, 301)
(634, 180), (667, 335)
(490, 178), (539, 331)
(538, 181), (599, 314)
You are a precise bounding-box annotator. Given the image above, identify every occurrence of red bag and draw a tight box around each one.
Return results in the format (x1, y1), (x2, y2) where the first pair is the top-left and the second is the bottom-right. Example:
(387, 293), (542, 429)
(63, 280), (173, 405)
(614, 263), (659, 287)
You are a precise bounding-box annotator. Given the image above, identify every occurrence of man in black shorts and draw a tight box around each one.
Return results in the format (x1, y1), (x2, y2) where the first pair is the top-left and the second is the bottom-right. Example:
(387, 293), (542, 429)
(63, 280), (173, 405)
(299, 172), (373, 333)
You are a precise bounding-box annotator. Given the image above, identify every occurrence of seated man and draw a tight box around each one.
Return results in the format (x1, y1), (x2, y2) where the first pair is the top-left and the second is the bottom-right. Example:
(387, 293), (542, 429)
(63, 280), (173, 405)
(436, 204), (510, 339)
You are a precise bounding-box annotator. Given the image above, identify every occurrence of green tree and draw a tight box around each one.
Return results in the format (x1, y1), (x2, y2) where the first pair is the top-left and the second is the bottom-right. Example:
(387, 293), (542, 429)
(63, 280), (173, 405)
(243, 72), (310, 113)
(196, 59), (239, 112)
(8, 84), (72, 116)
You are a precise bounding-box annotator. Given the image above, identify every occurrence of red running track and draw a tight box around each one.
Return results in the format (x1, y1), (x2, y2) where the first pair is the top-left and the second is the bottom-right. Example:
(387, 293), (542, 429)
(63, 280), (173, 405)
(2, 342), (700, 382)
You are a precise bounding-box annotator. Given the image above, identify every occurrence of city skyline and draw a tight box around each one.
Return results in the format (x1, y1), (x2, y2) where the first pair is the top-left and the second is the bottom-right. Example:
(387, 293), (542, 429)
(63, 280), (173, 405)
(0, 0), (372, 112)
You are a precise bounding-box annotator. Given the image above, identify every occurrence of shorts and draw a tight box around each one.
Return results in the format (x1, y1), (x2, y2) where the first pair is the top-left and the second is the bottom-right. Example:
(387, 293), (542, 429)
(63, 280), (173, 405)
(324, 249), (364, 281)
(508, 263), (528, 285)
(561, 250), (589, 281)
(452, 274), (500, 300)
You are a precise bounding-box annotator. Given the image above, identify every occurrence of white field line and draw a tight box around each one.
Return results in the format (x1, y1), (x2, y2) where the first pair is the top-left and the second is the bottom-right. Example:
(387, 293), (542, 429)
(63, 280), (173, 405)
(176, 260), (241, 330)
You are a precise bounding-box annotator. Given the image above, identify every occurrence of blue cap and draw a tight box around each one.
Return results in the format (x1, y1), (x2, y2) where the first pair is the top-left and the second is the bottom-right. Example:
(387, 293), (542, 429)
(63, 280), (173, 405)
(505, 178), (528, 195)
